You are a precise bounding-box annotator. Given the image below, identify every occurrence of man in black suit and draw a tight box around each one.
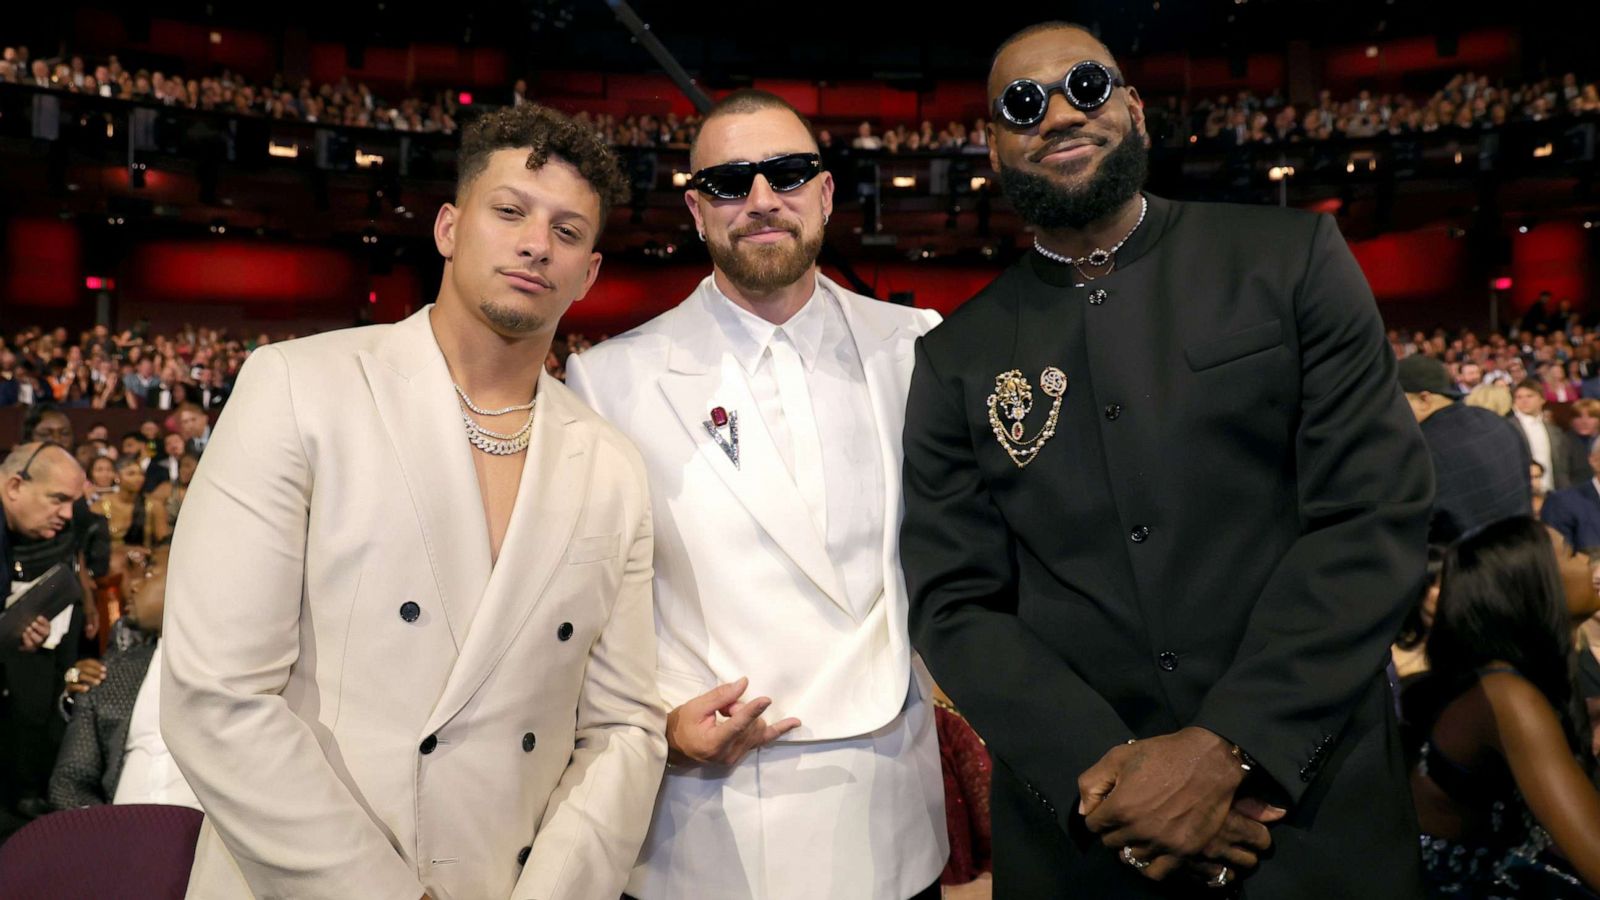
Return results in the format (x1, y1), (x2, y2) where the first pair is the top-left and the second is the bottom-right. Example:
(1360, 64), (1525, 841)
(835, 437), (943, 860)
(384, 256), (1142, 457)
(1399, 355), (1531, 543)
(901, 22), (1432, 899)
(49, 568), (190, 809)
(1541, 445), (1600, 551)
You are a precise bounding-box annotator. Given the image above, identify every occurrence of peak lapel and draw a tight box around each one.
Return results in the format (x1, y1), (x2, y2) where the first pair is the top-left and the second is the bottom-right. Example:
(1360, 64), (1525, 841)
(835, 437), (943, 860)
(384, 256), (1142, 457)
(358, 308), (491, 649)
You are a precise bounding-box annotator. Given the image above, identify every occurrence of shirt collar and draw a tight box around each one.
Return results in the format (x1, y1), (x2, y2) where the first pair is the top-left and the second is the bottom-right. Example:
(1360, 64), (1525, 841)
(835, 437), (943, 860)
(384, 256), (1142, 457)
(705, 273), (829, 375)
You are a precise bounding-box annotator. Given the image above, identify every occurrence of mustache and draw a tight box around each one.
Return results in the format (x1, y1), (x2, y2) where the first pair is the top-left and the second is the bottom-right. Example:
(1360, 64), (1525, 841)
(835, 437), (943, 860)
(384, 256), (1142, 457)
(730, 217), (802, 239)
(1030, 133), (1107, 162)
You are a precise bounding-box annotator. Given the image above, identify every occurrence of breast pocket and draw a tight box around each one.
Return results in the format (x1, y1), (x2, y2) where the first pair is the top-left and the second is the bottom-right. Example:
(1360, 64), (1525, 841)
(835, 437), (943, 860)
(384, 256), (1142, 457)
(1185, 319), (1284, 372)
(566, 533), (621, 565)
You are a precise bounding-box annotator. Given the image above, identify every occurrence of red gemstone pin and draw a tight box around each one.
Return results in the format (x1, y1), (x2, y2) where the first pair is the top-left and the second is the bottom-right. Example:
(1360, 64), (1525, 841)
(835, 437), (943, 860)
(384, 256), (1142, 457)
(710, 406), (729, 428)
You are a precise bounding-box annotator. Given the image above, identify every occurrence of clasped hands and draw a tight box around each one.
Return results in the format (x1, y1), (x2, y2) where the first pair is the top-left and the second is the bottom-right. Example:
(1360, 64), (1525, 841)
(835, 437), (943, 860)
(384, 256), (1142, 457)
(1078, 727), (1286, 887)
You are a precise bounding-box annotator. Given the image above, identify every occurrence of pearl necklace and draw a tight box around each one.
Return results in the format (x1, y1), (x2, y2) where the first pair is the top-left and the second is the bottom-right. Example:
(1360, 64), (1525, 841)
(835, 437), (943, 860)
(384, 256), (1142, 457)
(1033, 195), (1149, 281)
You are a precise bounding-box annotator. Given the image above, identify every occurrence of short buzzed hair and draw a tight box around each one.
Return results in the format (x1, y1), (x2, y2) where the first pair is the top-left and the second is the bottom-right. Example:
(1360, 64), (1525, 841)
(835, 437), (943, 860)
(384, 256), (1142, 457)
(989, 21), (1113, 86)
(689, 89), (817, 169)
(454, 103), (631, 231)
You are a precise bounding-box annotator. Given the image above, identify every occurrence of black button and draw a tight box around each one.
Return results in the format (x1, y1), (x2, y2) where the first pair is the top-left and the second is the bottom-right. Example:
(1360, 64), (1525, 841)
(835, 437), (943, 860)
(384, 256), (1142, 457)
(1089, 289), (1108, 306)
(557, 622), (574, 641)
(1130, 525), (1150, 543)
(399, 602), (420, 623)
(1157, 651), (1178, 672)
(1104, 403), (1122, 421)
(522, 732), (537, 752)
(516, 846), (531, 866)
(419, 734), (437, 755)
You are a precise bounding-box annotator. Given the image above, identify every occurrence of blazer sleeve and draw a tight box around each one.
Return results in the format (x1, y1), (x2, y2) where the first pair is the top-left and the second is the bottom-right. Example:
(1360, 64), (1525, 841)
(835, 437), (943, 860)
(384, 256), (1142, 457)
(159, 346), (426, 900)
(901, 338), (1135, 835)
(1190, 214), (1434, 805)
(516, 456), (667, 900)
(1541, 490), (1582, 548)
(48, 684), (106, 809)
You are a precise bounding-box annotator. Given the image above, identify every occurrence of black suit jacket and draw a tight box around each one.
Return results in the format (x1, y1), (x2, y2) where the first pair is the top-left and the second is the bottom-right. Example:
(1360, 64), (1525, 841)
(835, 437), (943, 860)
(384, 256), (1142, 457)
(902, 194), (1431, 898)
(1541, 481), (1600, 552)
(47, 642), (156, 809)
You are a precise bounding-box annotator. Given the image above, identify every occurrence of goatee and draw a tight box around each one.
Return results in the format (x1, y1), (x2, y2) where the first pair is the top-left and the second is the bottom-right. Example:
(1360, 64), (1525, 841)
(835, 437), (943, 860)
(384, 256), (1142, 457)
(999, 131), (1149, 230)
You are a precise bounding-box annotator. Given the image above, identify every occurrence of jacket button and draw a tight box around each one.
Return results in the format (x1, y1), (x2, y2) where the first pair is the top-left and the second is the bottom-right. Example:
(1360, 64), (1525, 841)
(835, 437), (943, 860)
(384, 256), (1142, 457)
(516, 846), (531, 866)
(419, 734), (438, 755)
(1130, 525), (1150, 543)
(1104, 403), (1122, 421)
(399, 602), (420, 623)
(1157, 651), (1178, 672)
(1088, 289), (1107, 306)
(522, 732), (537, 752)
(557, 622), (574, 641)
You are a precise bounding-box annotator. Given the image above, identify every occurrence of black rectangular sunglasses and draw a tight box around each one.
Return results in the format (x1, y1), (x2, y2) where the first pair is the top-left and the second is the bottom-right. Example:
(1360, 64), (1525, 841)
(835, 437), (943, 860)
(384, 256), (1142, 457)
(690, 152), (823, 200)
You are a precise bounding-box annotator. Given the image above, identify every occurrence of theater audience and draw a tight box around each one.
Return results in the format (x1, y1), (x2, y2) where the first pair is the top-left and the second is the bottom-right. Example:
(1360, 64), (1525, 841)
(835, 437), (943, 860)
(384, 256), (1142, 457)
(1406, 517), (1600, 897)
(1532, 461), (1550, 518)
(96, 456), (168, 580)
(1570, 399), (1600, 456)
(1512, 379), (1581, 493)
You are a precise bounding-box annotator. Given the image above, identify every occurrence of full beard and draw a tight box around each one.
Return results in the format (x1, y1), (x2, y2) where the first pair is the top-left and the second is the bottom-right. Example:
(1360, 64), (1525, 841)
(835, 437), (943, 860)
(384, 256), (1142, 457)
(999, 130), (1149, 231)
(708, 220), (824, 295)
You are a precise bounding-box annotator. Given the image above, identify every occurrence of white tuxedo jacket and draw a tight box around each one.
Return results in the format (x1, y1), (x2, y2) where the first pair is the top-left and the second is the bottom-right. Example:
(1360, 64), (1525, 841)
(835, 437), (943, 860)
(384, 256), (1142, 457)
(566, 275), (947, 900)
(161, 307), (667, 900)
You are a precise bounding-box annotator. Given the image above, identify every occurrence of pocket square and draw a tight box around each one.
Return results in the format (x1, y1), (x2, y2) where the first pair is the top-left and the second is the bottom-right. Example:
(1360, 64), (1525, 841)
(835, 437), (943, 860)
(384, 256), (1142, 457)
(566, 533), (621, 564)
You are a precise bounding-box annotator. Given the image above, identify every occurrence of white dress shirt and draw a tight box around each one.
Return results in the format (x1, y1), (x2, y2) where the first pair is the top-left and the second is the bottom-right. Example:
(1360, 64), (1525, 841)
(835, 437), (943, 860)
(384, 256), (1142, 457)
(1516, 410), (1555, 492)
(112, 645), (202, 809)
(706, 277), (886, 621)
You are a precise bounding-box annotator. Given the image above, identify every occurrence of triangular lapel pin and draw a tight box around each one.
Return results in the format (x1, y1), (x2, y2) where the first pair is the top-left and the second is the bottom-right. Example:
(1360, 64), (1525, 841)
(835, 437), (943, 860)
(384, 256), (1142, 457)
(704, 405), (740, 469)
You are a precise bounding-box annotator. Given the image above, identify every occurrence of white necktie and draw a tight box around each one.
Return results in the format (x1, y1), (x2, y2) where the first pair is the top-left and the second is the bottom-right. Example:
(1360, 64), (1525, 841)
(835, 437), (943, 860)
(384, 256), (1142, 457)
(769, 332), (827, 541)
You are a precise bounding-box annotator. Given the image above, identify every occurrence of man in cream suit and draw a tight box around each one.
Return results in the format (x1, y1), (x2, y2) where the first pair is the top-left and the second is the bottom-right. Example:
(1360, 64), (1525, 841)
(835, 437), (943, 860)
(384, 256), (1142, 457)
(161, 105), (667, 900)
(566, 90), (947, 900)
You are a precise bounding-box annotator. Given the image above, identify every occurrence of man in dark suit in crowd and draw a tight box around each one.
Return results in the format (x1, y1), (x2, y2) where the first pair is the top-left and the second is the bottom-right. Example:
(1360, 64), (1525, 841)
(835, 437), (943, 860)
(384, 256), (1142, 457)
(1400, 355), (1532, 543)
(901, 21), (1432, 899)
(1511, 378), (1581, 492)
(1541, 444), (1600, 552)
(49, 566), (193, 810)
(1, 442), (88, 837)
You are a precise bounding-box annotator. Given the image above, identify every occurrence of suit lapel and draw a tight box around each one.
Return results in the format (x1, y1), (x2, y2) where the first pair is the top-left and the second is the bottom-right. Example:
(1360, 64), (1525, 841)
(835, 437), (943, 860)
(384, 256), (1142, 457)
(833, 281), (914, 617)
(424, 374), (592, 735)
(359, 308), (492, 649)
(658, 284), (850, 613)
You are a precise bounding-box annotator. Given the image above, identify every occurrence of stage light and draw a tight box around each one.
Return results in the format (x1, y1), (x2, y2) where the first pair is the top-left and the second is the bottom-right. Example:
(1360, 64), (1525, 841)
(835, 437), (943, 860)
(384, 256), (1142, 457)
(85, 277), (105, 290)
(356, 150), (384, 168)
(892, 176), (917, 188)
(671, 171), (690, 187)
(1365, 46), (1379, 58)
(970, 176), (988, 191)
(1532, 143), (1554, 158)
(394, 205), (406, 214)
(1518, 225), (1529, 233)
(129, 162), (147, 189)
(1454, 151), (1463, 164)
(369, 291), (378, 304)
(268, 141), (300, 158)
(458, 92), (473, 105)
(1492, 277), (1513, 291)
(209, 31), (222, 44)
(1268, 165), (1295, 181)
(105, 122), (114, 139)
(1585, 220), (1595, 229)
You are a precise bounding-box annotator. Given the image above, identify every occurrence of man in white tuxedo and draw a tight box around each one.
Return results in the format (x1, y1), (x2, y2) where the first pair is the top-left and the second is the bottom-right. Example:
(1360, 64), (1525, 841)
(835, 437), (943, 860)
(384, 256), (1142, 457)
(160, 104), (667, 900)
(566, 90), (947, 900)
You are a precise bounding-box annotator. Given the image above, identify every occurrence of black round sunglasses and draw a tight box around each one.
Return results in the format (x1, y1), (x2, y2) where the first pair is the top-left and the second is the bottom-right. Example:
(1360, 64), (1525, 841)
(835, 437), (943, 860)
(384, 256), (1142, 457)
(995, 60), (1126, 128)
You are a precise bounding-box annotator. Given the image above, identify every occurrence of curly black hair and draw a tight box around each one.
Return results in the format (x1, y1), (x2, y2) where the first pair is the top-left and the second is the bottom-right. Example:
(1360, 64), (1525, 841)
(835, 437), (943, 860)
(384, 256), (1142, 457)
(455, 104), (631, 237)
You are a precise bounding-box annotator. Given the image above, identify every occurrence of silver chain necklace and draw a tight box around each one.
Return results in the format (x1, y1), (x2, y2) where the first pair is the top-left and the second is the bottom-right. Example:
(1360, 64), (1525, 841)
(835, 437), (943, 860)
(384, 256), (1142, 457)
(1033, 195), (1148, 280)
(455, 384), (536, 455)
(454, 383), (536, 416)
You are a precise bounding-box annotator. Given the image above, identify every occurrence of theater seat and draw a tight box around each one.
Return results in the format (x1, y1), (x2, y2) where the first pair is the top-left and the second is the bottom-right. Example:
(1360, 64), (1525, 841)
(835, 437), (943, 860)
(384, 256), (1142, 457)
(0, 804), (203, 899)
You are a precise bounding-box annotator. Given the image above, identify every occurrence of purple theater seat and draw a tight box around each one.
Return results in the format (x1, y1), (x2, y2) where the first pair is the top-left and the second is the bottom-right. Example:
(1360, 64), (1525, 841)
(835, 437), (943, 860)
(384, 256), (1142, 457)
(0, 804), (203, 900)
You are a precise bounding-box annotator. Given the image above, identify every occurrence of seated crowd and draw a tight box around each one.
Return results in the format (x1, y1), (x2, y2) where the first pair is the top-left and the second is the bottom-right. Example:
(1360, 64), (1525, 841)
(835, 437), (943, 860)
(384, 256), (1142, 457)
(6, 40), (1598, 153)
